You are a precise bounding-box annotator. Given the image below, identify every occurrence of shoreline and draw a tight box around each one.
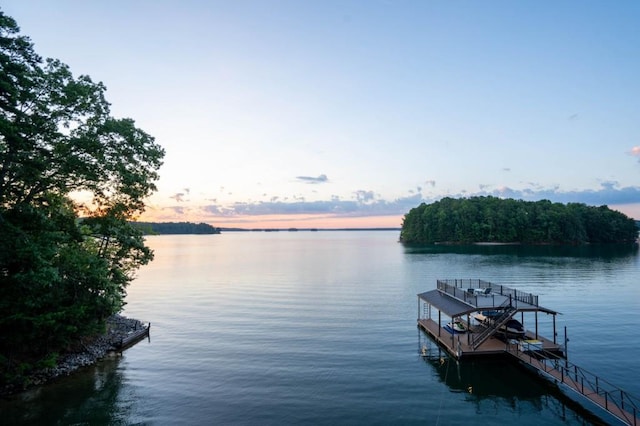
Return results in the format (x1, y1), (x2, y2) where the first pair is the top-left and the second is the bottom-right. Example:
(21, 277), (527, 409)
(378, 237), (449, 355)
(1, 314), (148, 398)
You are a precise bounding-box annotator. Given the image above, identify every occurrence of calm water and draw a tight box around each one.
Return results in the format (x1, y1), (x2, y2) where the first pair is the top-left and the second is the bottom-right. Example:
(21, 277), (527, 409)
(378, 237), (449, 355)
(2, 231), (639, 425)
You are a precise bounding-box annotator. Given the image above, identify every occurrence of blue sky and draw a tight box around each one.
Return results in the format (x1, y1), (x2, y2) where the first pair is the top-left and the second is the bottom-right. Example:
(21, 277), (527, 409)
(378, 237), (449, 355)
(4, 1), (640, 227)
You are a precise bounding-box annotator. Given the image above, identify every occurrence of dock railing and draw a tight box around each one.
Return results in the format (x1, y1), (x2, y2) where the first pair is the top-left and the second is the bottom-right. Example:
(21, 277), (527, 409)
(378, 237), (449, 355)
(507, 345), (639, 425)
(437, 279), (538, 307)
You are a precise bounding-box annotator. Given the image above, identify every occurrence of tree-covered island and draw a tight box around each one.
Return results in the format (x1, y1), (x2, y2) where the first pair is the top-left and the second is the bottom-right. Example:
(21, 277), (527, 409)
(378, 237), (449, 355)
(0, 11), (164, 390)
(400, 196), (638, 245)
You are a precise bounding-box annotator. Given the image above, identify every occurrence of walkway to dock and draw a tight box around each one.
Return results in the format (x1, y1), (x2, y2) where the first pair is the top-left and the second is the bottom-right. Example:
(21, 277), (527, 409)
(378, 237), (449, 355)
(506, 346), (640, 426)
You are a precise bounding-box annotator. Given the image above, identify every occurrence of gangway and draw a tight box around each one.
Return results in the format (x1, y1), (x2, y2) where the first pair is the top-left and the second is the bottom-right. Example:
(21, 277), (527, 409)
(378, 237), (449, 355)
(506, 344), (640, 426)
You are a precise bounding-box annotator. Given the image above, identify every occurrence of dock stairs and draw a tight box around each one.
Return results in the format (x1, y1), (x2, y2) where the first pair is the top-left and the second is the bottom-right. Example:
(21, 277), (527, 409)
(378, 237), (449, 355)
(471, 303), (516, 349)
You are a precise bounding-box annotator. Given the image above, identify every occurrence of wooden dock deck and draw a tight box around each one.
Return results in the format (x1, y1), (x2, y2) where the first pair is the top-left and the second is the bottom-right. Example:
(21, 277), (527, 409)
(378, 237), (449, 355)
(417, 318), (562, 359)
(116, 323), (151, 350)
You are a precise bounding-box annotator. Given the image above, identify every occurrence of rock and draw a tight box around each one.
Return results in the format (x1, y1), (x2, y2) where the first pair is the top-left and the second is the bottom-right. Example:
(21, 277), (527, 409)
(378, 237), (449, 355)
(1, 314), (147, 397)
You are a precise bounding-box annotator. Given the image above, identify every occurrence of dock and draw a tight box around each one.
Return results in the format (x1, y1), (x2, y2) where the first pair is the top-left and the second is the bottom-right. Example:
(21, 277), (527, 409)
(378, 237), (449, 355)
(418, 279), (563, 358)
(418, 279), (640, 425)
(116, 322), (151, 350)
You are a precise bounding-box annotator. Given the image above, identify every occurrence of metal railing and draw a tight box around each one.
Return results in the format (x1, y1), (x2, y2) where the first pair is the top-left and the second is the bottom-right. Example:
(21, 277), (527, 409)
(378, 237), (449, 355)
(507, 345), (639, 425)
(437, 279), (538, 307)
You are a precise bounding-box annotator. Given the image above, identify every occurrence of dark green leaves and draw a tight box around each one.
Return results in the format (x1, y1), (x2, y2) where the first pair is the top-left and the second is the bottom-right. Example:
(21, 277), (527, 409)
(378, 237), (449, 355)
(400, 196), (639, 245)
(0, 9), (164, 380)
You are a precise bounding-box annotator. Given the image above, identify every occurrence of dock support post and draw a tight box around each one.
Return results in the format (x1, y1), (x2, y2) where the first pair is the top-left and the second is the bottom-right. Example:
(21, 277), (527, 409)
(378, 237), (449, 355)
(564, 327), (569, 368)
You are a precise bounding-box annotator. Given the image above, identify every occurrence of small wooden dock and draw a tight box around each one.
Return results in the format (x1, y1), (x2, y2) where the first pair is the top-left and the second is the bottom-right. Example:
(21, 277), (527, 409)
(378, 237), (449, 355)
(418, 279), (640, 425)
(116, 323), (151, 350)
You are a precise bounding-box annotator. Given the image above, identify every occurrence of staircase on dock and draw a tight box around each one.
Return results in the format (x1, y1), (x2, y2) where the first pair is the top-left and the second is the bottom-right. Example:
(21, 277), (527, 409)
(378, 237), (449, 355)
(471, 303), (516, 349)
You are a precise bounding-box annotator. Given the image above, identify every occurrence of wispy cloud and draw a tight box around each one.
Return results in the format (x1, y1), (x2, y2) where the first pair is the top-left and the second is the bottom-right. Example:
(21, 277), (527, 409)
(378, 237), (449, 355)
(629, 146), (640, 161)
(296, 174), (328, 184)
(354, 190), (376, 203)
(195, 192), (423, 218)
(156, 182), (640, 222)
(170, 192), (187, 202)
(167, 206), (186, 215)
(472, 181), (640, 206)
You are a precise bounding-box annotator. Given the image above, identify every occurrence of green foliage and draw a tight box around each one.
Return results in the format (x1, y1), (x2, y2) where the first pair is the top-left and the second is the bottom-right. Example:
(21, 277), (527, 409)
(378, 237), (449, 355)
(0, 10), (164, 380)
(400, 196), (639, 245)
(131, 221), (221, 235)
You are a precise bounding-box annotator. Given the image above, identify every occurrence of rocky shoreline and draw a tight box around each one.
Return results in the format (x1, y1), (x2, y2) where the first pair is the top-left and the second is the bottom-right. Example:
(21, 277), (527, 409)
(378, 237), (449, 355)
(2, 314), (147, 397)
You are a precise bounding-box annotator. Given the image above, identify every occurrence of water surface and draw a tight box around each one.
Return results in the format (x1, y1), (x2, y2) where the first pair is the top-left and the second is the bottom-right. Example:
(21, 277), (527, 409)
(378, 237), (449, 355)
(2, 231), (638, 425)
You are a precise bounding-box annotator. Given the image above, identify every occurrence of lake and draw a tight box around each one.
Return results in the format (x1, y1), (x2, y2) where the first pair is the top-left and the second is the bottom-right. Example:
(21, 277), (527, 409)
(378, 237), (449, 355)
(2, 231), (639, 425)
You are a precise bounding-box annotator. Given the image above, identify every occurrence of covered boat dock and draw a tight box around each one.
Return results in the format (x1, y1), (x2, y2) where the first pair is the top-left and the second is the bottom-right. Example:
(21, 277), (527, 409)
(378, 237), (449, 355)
(418, 279), (640, 425)
(417, 279), (563, 358)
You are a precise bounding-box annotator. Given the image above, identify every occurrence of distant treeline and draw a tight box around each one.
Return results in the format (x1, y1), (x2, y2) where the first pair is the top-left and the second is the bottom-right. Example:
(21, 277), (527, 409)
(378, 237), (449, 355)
(400, 196), (638, 245)
(132, 222), (221, 235)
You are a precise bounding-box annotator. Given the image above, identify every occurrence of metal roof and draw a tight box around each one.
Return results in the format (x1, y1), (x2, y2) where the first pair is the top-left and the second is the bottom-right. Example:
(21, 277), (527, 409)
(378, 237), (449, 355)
(418, 289), (477, 317)
(418, 289), (558, 317)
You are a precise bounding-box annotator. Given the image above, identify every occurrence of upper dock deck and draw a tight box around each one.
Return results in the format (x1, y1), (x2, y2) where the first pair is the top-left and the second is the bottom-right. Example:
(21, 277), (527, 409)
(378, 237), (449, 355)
(418, 279), (558, 319)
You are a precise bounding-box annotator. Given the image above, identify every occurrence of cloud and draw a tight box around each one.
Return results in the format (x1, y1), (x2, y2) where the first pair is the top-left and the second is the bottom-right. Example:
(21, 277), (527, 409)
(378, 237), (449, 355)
(354, 190), (375, 203)
(424, 180), (436, 187)
(199, 192), (424, 219)
(160, 181), (640, 224)
(296, 174), (328, 184)
(170, 192), (186, 202)
(166, 206), (186, 215)
(629, 146), (640, 160)
(469, 181), (640, 206)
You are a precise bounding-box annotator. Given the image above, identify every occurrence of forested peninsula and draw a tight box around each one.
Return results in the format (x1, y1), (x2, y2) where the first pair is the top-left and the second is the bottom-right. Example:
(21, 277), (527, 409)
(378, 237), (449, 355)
(400, 197), (638, 245)
(131, 221), (221, 235)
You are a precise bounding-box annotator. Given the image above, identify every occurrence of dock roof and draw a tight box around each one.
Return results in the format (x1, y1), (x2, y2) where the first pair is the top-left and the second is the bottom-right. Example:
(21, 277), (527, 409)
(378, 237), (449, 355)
(418, 290), (477, 317)
(418, 288), (559, 317)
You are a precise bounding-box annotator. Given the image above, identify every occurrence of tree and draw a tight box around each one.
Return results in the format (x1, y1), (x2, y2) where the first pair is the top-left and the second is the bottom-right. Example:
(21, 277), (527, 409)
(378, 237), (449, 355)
(0, 10), (164, 379)
(400, 196), (638, 244)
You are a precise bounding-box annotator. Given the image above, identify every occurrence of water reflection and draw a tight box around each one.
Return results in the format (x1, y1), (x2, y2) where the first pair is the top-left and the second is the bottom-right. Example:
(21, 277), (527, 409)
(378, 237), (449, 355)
(403, 243), (638, 259)
(0, 355), (129, 425)
(417, 331), (607, 425)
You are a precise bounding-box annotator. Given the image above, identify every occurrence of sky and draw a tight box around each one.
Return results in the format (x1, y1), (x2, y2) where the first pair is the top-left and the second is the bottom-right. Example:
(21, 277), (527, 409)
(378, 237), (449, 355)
(3, 1), (640, 228)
